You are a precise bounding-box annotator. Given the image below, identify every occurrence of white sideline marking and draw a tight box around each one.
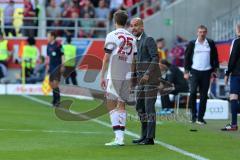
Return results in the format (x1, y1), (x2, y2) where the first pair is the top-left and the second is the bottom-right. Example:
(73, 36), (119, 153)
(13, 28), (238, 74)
(21, 95), (209, 160)
(0, 128), (103, 135)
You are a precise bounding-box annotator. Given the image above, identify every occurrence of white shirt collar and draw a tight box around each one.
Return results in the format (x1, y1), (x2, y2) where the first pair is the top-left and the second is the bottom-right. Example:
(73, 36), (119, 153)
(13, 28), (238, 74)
(195, 38), (208, 45)
(137, 33), (143, 41)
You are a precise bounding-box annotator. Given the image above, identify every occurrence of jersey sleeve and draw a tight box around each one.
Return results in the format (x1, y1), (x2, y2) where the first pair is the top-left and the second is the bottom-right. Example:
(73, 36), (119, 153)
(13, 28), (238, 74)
(104, 33), (115, 54)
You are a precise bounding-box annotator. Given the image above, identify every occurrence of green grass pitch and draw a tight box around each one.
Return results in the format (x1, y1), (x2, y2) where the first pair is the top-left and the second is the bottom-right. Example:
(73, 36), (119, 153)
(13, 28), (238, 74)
(0, 95), (239, 160)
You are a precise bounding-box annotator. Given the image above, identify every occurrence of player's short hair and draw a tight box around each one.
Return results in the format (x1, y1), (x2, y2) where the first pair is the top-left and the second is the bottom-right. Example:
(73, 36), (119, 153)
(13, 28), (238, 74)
(49, 31), (57, 39)
(114, 10), (128, 26)
(66, 35), (72, 44)
(27, 36), (36, 45)
(197, 25), (208, 31)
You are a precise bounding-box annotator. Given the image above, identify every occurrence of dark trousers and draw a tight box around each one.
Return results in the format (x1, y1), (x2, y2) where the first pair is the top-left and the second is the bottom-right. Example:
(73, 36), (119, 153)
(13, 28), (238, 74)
(229, 76), (240, 125)
(161, 86), (188, 109)
(4, 24), (16, 37)
(136, 85), (158, 139)
(65, 71), (78, 85)
(64, 67), (78, 85)
(189, 69), (211, 121)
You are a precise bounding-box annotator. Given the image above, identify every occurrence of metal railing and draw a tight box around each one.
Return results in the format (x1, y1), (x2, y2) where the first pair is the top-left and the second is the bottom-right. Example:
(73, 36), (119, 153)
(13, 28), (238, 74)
(1, 16), (110, 38)
(212, 5), (240, 41)
(127, 0), (177, 18)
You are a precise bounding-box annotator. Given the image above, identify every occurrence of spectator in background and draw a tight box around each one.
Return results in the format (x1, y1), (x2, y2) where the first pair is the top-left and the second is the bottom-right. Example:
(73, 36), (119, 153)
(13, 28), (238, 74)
(109, 0), (123, 22)
(95, 0), (109, 37)
(46, 0), (61, 28)
(0, 32), (12, 80)
(62, 0), (80, 36)
(95, 0), (109, 20)
(90, 0), (100, 7)
(140, 0), (154, 19)
(34, 0), (41, 36)
(159, 60), (189, 114)
(80, 0), (95, 18)
(110, 0), (123, 11)
(157, 38), (167, 60)
(0, 32), (12, 66)
(4, 0), (16, 37)
(22, 0), (36, 37)
(79, 13), (95, 38)
(22, 36), (39, 78)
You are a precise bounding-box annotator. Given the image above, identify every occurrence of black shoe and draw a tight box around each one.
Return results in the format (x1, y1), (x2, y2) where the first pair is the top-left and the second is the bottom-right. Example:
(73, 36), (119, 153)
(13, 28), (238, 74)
(139, 138), (154, 145)
(132, 137), (145, 144)
(221, 124), (238, 131)
(53, 101), (60, 107)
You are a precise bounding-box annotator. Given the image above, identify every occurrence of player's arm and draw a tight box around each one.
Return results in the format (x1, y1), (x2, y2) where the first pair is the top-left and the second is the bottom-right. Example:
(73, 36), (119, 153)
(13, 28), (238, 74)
(100, 53), (110, 90)
(100, 34), (115, 90)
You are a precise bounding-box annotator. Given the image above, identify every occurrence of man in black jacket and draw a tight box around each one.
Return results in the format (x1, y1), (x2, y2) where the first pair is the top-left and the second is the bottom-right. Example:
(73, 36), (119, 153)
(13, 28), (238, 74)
(184, 25), (219, 125)
(222, 24), (240, 131)
(130, 18), (161, 145)
(160, 60), (189, 110)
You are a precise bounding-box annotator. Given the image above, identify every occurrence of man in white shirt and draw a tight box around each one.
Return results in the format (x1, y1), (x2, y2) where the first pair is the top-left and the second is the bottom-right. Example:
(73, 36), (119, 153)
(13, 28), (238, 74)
(184, 25), (219, 125)
(100, 10), (137, 146)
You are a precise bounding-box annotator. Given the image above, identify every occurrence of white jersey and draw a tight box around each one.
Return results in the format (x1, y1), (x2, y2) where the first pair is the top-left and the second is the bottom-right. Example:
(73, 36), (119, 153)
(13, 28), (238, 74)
(104, 28), (137, 80)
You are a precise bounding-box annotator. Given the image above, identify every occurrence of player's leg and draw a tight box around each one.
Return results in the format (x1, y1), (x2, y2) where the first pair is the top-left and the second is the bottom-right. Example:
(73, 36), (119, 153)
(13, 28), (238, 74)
(49, 70), (61, 107)
(105, 79), (123, 146)
(114, 80), (131, 145)
(70, 70), (78, 85)
(222, 76), (240, 131)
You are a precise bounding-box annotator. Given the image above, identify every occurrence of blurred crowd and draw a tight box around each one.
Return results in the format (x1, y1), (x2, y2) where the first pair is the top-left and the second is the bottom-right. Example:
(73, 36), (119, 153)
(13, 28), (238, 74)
(1, 0), (177, 38)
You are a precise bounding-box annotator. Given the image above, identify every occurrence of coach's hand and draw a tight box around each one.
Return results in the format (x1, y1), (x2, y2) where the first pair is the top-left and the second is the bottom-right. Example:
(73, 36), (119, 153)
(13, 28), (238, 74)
(184, 73), (190, 80)
(140, 75), (149, 84)
(100, 78), (107, 90)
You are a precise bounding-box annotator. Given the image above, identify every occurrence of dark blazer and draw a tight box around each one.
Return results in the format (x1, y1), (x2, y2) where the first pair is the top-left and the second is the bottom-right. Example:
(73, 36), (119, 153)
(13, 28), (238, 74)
(136, 32), (161, 84)
(226, 37), (240, 76)
(184, 38), (219, 73)
(166, 65), (189, 93)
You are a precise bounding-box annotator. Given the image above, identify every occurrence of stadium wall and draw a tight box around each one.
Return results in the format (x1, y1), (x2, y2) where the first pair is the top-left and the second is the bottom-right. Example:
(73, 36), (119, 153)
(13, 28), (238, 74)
(144, 0), (240, 48)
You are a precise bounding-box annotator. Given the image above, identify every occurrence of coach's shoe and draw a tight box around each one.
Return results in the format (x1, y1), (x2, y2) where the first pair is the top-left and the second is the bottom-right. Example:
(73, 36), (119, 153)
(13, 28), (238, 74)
(139, 138), (154, 145)
(105, 138), (124, 146)
(132, 137), (145, 144)
(221, 124), (238, 131)
(52, 101), (60, 107)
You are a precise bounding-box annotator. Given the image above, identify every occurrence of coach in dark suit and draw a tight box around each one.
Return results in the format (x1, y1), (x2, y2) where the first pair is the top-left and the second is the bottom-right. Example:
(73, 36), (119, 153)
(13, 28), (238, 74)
(130, 18), (161, 145)
(184, 25), (219, 125)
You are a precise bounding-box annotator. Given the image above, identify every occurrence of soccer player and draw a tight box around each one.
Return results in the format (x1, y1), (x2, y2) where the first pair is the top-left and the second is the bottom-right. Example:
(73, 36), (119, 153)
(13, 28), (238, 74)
(100, 10), (137, 146)
(46, 31), (64, 107)
(222, 24), (240, 131)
